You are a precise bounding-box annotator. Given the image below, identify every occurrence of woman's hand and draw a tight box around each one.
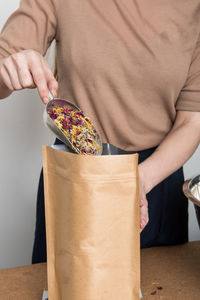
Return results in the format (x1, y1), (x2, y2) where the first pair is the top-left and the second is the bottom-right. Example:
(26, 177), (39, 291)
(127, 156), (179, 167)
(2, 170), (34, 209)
(138, 165), (149, 232)
(0, 49), (58, 103)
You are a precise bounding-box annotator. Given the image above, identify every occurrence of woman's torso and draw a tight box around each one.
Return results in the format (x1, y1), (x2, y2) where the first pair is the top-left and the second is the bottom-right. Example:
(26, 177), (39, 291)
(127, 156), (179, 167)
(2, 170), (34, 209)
(55, 0), (200, 151)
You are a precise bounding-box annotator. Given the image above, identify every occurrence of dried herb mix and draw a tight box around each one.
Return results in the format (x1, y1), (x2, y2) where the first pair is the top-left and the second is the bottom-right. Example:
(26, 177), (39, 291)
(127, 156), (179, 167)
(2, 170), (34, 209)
(48, 103), (102, 155)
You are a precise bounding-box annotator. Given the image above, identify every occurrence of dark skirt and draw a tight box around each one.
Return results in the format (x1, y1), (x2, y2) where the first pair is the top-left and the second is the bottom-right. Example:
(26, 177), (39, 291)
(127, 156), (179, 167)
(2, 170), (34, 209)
(32, 140), (188, 263)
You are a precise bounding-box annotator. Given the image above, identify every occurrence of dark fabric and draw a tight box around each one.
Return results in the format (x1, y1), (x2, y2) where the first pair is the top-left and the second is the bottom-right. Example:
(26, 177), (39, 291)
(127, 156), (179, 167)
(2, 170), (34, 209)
(32, 169), (46, 264)
(139, 148), (188, 248)
(32, 139), (188, 263)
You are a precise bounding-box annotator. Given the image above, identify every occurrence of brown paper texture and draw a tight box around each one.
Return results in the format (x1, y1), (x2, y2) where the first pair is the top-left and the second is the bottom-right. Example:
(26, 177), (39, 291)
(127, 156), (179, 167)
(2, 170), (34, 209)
(43, 145), (140, 300)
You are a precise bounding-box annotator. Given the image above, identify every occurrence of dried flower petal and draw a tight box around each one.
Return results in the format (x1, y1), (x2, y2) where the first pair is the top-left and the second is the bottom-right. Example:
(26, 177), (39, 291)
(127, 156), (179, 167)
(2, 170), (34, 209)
(151, 291), (157, 295)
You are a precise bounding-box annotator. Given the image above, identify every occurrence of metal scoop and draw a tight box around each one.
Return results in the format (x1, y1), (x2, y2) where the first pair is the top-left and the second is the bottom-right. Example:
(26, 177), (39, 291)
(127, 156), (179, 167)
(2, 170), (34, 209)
(183, 175), (200, 207)
(43, 94), (103, 155)
(183, 175), (200, 230)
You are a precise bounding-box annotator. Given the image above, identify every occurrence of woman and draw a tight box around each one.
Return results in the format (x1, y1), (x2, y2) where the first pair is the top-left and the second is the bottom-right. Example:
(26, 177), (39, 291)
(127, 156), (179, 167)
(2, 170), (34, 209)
(0, 0), (199, 263)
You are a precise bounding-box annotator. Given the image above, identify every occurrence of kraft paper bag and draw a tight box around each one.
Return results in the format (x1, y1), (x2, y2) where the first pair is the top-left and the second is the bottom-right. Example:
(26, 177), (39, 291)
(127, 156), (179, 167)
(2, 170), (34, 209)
(43, 145), (140, 300)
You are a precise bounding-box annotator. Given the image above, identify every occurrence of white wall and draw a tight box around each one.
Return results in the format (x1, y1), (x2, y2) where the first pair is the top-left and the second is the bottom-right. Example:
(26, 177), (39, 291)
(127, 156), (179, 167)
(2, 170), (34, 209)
(0, 0), (54, 269)
(0, 0), (199, 269)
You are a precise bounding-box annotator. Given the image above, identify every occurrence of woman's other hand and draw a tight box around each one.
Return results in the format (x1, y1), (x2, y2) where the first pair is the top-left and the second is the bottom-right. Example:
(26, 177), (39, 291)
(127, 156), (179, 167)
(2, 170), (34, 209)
(138, 165), (149, 232)
(0, 49), (58, 103)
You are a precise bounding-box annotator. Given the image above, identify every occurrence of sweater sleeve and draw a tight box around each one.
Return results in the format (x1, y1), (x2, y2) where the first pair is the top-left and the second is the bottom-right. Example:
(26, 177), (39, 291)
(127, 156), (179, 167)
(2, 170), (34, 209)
(176, 34), (200, 112)
(0, 0), (57, 59)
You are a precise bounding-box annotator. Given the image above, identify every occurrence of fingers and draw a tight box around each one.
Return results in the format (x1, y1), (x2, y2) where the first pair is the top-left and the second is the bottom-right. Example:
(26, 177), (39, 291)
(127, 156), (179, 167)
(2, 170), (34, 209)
(140, 196), (149, 233)
(12, 53), (36, 89)
(140, 205), (149, 233)
(30, 65), (49, 104)
(29, 52), (58, 103)
(43, 60), (58, 98)
(140, 197), (148, 207)
(0, 65), (14, 91)
(4, 57), (22, 90)
(0, 50), (58, 104)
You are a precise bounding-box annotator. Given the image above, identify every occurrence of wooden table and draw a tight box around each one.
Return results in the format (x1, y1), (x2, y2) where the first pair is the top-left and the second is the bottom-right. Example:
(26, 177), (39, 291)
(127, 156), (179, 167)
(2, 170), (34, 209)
(141, 241), (200, 299)
(0, 241), (200, 299)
